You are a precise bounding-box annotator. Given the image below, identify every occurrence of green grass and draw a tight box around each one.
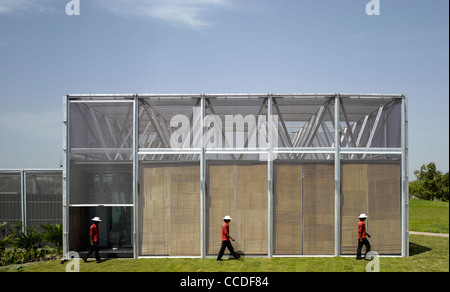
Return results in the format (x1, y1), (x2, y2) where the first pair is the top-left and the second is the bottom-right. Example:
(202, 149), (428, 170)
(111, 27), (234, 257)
(1, 198), (448, 272)
(1, 235), (447, 272)
(409, 199), (449, 233)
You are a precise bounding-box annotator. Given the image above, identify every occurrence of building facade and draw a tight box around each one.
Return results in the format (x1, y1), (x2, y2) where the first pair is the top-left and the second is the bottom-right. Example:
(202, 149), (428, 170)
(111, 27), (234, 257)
(62, 93), (409, 258)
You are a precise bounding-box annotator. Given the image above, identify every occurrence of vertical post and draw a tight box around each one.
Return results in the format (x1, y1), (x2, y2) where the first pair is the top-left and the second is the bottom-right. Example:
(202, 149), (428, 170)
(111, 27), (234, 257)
(200, 95), (206, 258)
(334, 94), (341, 256)
(267, 95), (274, 258)
(133, 95), (139, 259)
(62, 95), (70, 259)
(401, 95), (409, 257)
(21, 170), (26, 232)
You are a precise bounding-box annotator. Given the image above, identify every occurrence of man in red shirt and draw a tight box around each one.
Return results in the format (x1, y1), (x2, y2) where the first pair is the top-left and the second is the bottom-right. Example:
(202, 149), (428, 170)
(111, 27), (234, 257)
(356, 213), (371, 260)
(216, 216), (240, 261)
(83, 217), (102, 263)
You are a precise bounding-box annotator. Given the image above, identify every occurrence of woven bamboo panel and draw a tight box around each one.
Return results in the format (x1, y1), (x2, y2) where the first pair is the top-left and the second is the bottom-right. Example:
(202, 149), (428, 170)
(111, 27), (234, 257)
(236, 164), (268, 255)
(170, 165), (200, 256)
(206, 165), (237, 255)
(302, 164), (334, 255)
(341, 164), (368, 255)
(139, 166), (170, 256)
(274, 164), (303, 255)
(207, 164), (267, 255)
(368, 164), (401, 255)
(139, 165), (200, 256)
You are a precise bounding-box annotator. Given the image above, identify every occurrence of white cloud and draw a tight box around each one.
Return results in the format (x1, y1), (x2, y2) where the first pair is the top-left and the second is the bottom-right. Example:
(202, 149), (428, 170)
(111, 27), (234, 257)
(0, 0), (56, 14)
(100, 0), (232, 29)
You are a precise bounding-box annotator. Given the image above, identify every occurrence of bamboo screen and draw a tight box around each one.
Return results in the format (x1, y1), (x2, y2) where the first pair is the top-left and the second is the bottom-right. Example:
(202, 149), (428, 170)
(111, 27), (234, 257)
(274, 164), (334, 255)
(341, 164), (368, 255)
(139, 164), (200, 256)
(207, 164), (268, 256)
(274, 164), (303, 255)
(368, 164), (401, 255)
(302, 164), (335, 255)
(340, 163), (401, 255)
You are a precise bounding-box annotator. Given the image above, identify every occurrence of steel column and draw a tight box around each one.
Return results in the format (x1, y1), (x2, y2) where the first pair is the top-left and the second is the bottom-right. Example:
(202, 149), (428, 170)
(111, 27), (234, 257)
(267, 95), (274, 258)
(200, 95), (206, 258)
(334, 94), (341, 256)
(401, 95), (409, 257)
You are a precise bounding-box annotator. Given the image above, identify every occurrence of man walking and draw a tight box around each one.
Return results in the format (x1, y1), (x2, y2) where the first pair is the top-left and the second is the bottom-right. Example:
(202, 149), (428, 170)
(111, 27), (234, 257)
(356, 213), (371, 260)
(83, 217), (102, 263)
(217, 215), (240, 261)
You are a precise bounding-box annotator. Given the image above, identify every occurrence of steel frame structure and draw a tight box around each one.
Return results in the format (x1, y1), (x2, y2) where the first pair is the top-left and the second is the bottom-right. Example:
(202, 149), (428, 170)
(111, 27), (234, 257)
(62, 93), (409, 259)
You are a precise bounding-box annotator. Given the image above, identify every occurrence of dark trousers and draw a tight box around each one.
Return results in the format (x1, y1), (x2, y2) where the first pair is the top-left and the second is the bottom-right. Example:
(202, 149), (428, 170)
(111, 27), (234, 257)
(217, 241), (240, 260)
(84, 242), (101, 262)
(356, 238), (371, 259)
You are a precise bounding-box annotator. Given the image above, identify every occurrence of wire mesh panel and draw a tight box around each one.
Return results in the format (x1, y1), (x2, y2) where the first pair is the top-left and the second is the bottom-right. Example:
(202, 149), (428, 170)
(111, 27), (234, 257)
(139, 164), (200, 256)
(69, 101), (134, 205)
(340, 164), (368, 255)
(368, 163), (401, 255)
(274, 164), (303, 255)
(25, 172), (62, 230)
(302, 164), (335, 255)
(0, 173), (22, 228)
(339, 98), (401, 150)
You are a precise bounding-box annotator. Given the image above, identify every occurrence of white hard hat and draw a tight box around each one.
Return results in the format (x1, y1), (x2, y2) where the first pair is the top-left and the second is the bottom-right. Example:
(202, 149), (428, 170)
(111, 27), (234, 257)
(358, 213), (367, 219)
(223, 215), (232, 220)
(92, 217), (102, 222)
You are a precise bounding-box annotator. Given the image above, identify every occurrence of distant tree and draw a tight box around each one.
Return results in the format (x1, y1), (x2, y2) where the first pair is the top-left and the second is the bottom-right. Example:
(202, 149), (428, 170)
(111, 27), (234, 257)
(410, 162), (449, 202)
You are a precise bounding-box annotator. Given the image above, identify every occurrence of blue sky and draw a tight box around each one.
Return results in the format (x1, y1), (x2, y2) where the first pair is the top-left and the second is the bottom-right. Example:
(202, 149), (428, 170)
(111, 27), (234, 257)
(0, 0), (448, 178)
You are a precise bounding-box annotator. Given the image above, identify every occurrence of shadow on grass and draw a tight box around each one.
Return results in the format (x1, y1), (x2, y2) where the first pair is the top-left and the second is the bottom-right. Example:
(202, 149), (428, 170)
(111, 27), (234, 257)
(409, 242), (432, 256)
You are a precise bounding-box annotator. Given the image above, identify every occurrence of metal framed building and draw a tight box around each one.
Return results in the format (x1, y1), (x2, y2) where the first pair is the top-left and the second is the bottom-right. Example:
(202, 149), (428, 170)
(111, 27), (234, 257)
(62, 93), (409, 258)
(0, 169), (62, 234)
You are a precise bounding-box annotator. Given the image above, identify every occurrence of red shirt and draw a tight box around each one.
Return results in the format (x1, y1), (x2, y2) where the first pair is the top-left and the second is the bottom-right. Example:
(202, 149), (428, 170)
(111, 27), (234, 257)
(222, 222), (229, 241)
(90, 223), (99, 242)
(358, 221), (366, 239)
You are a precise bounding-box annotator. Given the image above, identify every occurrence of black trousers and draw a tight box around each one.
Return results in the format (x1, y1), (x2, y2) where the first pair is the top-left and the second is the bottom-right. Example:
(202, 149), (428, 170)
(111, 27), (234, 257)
(84, 242), (101, 262)
(217, 241), (240, 260)
(356, 238), (371, 259)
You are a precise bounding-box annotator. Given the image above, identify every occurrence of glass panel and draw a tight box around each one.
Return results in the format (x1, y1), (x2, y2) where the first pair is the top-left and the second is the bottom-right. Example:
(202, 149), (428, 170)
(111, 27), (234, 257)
(69, 206), (133, 257)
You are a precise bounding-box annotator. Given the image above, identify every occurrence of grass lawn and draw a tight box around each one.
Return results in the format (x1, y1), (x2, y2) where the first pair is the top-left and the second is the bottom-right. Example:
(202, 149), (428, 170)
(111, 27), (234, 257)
(1, 234), (447, 272)
(409, 199), (449, 233)
(1, 198), (448, 273)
